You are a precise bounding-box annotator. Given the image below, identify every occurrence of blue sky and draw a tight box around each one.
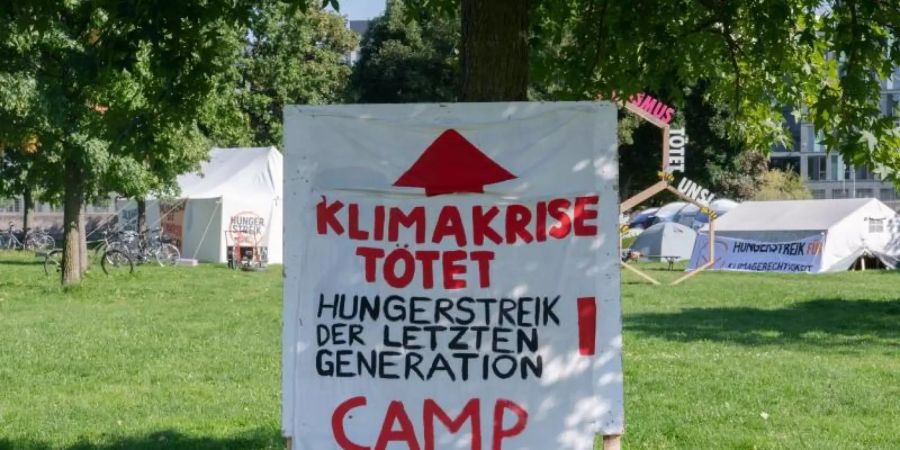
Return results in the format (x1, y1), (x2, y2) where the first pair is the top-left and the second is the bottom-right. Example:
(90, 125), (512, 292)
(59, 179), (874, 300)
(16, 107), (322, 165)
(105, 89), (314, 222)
(332, 0), (386, 20)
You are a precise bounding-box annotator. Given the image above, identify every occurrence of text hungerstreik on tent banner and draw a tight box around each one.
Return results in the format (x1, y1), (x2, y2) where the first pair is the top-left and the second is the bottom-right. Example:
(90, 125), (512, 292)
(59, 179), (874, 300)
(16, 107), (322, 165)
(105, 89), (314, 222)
(688, 233), (825, 273)
(283, 103), (623, 450)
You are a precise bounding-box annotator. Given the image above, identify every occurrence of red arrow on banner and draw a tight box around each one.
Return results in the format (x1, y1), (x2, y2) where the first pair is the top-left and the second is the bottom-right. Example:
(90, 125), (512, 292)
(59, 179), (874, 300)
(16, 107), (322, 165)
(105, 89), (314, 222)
(393, 129), (517, 196)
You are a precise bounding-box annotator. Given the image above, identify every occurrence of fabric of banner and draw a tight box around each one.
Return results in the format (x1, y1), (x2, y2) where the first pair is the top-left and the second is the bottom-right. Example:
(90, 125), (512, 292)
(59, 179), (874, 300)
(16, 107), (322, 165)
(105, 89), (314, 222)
(688, 233), (825, 273)
(282, 102), (623, 450)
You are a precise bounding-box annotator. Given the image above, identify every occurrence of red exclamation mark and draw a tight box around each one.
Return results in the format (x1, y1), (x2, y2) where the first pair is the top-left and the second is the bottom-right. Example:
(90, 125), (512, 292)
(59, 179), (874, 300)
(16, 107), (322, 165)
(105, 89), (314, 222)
(577, 297), (597, 356)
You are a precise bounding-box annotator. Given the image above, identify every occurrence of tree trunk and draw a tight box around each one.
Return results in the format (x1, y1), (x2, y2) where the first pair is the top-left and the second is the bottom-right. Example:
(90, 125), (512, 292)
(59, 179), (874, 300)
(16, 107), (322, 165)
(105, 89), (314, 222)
(137, 197), (147, 234)
(62, 158), (84, 285)
(461, 0), (529, 101)
(22, 186), (33, 238)
(79, 211), (88, 274)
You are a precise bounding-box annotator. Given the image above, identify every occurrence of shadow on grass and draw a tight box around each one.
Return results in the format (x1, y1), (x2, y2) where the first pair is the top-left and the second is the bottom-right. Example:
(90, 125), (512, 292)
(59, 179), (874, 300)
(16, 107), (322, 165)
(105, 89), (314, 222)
(0, 259), (43, 266)
(0, 429), (282, 450)
(626, 298), (900, 347)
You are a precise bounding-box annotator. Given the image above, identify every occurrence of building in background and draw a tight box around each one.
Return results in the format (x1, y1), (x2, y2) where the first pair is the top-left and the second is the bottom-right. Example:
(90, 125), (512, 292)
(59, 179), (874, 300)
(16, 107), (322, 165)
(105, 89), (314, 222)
(0, 195), (118, 237)
(346, 20), (370, 64)
(771, 65), (900, 211)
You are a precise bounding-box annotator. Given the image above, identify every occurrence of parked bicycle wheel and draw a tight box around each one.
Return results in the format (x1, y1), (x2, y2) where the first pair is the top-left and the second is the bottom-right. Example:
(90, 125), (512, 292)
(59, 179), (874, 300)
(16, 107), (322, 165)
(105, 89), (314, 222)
(92, 242), (108, 262)
(40, 234), (55, 251)
(0, 233), (14, 250)
(101, 249), (134, 276)
(26, 234), (54, 252)
(43, 249), (63, 277)
(153, 243), (180, 266)
(105, 241), (129, 264)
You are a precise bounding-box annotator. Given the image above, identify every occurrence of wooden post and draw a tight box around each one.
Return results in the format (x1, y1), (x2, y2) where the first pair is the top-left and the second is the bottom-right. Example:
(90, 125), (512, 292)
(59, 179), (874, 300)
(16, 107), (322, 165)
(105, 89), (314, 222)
(623, 102), (668, 129)
(671, 260), (712, 285)
(620, 180), (668, 213)
(603, 434), (622, 450)
(621, 261), (661, 285)
(661, 125), (670, 174)
(672, 215), (716, 285)
(285, 437), (292, 450)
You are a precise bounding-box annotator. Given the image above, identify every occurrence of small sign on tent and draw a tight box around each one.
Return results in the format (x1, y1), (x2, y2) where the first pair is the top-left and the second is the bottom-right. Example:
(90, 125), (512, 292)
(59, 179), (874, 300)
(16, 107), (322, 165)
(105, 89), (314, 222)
(283, 103), (624, 450)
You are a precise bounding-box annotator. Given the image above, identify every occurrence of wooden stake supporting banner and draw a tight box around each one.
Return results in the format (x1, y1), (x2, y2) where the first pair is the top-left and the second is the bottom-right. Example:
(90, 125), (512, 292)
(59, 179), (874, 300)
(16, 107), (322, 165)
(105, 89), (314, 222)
(603, 434), (622, 450)
(621, 260), (661, 284)
(671, 261), (711, 285)
(671, 207), (717, 285)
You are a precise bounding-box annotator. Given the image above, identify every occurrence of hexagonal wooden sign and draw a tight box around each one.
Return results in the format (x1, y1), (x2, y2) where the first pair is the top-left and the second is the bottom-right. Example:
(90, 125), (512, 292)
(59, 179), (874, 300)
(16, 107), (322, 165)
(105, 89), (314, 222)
(617, 96), (717, 285)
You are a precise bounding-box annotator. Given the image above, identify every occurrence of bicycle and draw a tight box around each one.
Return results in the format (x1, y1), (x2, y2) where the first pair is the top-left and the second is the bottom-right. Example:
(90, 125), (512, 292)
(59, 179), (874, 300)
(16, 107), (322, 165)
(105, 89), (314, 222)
(0, 222), (54, 252)
(91, 229), (123, 262)
(43, 247), (134, 277)
(108, 228), (180, 266)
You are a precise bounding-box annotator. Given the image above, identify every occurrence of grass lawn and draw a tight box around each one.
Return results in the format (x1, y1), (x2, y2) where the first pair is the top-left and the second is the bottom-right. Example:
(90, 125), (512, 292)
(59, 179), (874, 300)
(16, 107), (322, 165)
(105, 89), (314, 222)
(1, 251), (898, 449)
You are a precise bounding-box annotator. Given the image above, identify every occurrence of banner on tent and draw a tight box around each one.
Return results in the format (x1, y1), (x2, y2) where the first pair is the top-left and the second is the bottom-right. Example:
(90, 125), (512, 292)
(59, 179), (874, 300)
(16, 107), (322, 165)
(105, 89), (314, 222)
(688, 233), (825, 273)
(283, 103), (623, 450)
(160, 199), (186, 250)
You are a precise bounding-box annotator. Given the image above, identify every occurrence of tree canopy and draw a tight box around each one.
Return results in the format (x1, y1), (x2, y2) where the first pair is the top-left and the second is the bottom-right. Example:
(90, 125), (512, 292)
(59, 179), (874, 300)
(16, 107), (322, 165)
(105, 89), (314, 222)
(238, 2), (357, 146)
(752, 169), (813, 201)
(0, 0), (276, 283)
(0, 0), (359, 283)
(408, 0), (899, 181)
(354, 2), (769, 200)
(349, 0), (459, 103)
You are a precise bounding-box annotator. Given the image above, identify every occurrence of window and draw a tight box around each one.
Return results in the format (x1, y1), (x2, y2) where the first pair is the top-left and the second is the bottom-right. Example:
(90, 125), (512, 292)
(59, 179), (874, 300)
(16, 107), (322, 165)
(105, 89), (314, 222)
(812, 130), (826, 153)
(807, 155), (827, 180)
(798, 123), (813, 152)
(0, 198), (19, 213)
(90, 198), (112, 213)
(36, 203), (61, 213)
(833, 189), (850, 199)
(869, 218), (885, 233)
(855, 166), (875, 181)
(830, 154), (841, 180)
(880, 188), (898, 201)
(855, 188), (874, 198)
(811, 189), (826, 199)
(770, 156), (801, 174)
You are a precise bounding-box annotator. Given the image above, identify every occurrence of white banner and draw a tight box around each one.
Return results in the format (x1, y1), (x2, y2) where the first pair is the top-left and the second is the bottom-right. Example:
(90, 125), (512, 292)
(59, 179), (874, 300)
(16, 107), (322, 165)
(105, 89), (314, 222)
(688, 233), (825, 273)
(283, 103), (623, 450)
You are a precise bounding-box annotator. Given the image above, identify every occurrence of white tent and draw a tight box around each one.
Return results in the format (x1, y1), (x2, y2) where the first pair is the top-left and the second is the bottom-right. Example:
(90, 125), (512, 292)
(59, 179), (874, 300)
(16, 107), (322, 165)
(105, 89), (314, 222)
(689, 198), (900, 272)
(670, 198), (740, 229)
(121, 147), (283, 264)
(629, 221), (697, 261)
(710, 198), (739, 215)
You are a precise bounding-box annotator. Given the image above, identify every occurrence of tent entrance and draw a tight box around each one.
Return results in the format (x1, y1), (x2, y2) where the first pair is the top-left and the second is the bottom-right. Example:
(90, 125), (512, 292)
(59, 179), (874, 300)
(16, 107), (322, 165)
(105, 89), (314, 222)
(850, 255), (889, 271)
